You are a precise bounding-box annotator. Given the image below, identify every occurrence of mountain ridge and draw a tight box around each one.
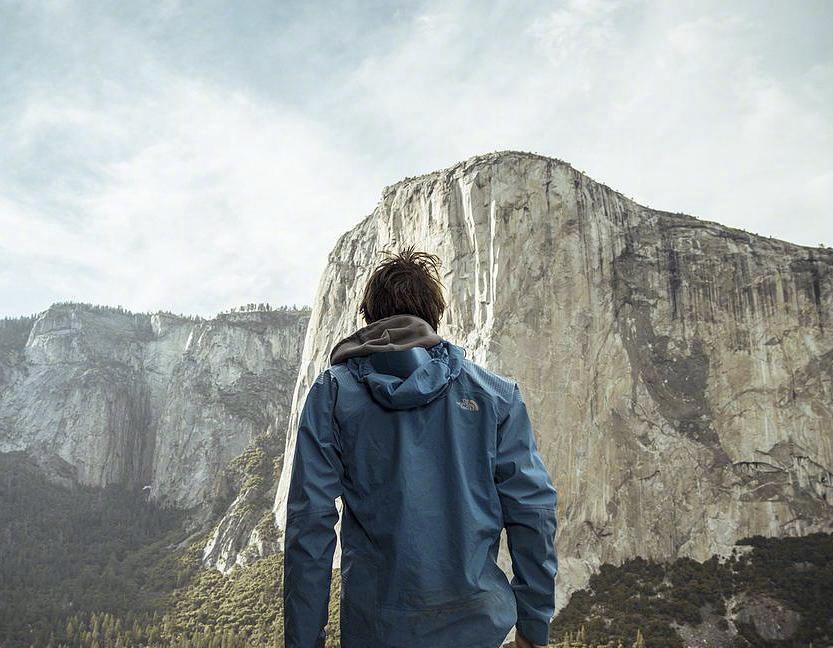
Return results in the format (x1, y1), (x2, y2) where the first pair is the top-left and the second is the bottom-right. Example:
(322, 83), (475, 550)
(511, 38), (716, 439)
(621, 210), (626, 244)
(376, 150), (829, 251)
(0, 300), (311, 508)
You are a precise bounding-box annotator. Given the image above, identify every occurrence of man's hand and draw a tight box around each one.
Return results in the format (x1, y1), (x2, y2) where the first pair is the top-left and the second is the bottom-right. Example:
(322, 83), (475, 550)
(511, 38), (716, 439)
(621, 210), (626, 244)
(515, 628), (547, 648)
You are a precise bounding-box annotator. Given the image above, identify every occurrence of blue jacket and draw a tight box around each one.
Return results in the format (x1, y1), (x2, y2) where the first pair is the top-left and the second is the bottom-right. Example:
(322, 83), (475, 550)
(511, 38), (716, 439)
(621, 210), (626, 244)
(283, 315), (558, 647)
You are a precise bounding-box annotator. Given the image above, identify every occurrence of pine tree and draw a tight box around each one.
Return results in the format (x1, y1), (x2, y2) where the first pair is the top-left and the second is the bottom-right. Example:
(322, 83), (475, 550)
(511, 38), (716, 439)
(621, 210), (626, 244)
(633, 628), (645, 648)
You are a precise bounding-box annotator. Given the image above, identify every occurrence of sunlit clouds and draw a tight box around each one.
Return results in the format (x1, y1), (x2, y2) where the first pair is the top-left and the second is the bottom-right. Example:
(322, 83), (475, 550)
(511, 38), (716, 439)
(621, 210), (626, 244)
(1, 0), (831, 317)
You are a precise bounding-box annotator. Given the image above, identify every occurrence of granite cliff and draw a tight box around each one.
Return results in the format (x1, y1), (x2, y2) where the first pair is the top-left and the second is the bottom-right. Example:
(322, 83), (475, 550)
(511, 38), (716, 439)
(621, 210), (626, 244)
(0, 303), (309, 509)
(3, 150), (830, 627)
(263, 151), (833, 610)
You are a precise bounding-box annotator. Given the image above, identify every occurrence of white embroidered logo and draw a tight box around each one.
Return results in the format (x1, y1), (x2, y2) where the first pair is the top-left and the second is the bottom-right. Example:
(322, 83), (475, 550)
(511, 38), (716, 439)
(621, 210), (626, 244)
(456, 398), (480, 412)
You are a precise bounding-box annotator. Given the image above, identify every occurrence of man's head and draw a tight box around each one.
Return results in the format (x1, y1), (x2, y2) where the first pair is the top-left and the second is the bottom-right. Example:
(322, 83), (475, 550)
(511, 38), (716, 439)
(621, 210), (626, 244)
(359, 246), (447, 331)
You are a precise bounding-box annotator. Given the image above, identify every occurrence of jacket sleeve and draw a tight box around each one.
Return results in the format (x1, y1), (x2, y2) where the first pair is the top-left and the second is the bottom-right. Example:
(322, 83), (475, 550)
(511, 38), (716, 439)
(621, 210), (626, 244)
(283, 370), (344, 648)
(494, 382), (558, 646)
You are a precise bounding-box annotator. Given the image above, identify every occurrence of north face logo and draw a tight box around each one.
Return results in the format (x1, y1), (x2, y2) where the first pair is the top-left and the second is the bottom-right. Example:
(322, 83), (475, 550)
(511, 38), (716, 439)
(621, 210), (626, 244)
(456, 398), (479, 412)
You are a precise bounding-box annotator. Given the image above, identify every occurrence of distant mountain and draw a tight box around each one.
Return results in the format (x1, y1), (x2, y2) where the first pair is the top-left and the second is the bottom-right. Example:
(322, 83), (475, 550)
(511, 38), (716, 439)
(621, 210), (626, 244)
(0, 302), (309, 508)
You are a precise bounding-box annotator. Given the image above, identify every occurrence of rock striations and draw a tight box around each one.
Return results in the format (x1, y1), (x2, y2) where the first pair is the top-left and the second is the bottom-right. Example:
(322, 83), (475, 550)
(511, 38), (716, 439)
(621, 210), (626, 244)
(0, 303), (309, 508)
(268, 151), (832, 608)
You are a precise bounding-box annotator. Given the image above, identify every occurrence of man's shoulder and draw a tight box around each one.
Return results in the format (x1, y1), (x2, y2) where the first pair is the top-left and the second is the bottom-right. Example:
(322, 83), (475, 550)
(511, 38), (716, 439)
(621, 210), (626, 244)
(459, 357), (517, 405)
(308, 366), (350, 395)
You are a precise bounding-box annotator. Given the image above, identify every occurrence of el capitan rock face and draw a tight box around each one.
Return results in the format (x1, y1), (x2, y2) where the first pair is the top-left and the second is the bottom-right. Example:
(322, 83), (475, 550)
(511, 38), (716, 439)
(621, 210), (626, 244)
(0, 304), (309, 508)
(3, 151), (830, 617)
(270, 151), (833, 608)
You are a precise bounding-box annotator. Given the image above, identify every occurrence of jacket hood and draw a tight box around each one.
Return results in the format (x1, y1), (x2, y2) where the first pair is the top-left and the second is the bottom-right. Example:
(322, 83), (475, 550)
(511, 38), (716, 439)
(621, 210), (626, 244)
(329, 314), (465, 410)
(329, 313), (442, 365)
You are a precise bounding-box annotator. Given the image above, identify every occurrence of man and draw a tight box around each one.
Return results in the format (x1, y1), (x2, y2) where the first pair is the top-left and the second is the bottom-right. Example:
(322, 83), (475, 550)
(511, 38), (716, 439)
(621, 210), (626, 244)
(283, 247), (558, 648)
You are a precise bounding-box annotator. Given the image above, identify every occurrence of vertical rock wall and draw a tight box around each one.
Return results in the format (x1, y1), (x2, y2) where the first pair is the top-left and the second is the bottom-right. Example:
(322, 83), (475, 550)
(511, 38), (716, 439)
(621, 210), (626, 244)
(272, 151), (833, 607)
(0, 304), (309, 508)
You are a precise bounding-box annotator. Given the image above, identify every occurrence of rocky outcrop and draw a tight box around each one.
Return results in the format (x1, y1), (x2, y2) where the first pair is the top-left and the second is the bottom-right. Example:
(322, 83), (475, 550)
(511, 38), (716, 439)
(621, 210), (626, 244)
(268, 151), (832, 609)
(0, 303), (309, 508)
(202, 437), (285, 572)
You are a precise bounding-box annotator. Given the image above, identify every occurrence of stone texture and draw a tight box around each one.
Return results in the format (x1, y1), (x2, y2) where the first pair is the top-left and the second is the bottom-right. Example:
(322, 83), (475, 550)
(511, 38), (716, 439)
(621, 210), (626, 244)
(731, 593), (801, 642)
(269, 151), (833, 610)
(0, 303), (309, 508)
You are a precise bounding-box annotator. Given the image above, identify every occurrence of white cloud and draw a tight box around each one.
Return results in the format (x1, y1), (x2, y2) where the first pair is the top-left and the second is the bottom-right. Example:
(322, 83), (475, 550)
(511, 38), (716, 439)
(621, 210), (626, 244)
(529, 0), (622, 64)
(0, 77), (379, 316)
(0, 0), (831, 317)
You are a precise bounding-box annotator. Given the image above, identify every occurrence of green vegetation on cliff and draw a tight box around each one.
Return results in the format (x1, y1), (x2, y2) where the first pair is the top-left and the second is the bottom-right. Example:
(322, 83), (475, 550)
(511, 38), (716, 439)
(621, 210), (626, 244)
(554, 533), (833, 647)
(2, 450), (830, 647)
(0, 450), (319, 648)
(0, 452), (187, 647)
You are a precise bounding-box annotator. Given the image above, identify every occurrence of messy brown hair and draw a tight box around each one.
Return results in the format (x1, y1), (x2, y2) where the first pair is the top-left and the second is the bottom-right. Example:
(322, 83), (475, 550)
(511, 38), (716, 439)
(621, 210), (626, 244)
(359, 246), (447, 331)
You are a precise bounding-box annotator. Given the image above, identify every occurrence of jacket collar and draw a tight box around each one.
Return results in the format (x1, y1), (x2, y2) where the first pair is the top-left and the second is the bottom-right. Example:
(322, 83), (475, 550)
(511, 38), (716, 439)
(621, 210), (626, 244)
(329, 313), (442, 366)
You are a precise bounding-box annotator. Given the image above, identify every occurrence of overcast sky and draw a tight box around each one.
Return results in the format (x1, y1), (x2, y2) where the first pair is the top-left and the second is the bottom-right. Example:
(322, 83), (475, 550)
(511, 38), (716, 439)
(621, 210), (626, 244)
(1, 0), (831, 318)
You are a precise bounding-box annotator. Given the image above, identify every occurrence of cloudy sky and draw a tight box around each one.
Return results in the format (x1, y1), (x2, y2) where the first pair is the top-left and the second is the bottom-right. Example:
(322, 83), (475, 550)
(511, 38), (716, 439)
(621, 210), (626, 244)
(1, 0), (831, 318)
